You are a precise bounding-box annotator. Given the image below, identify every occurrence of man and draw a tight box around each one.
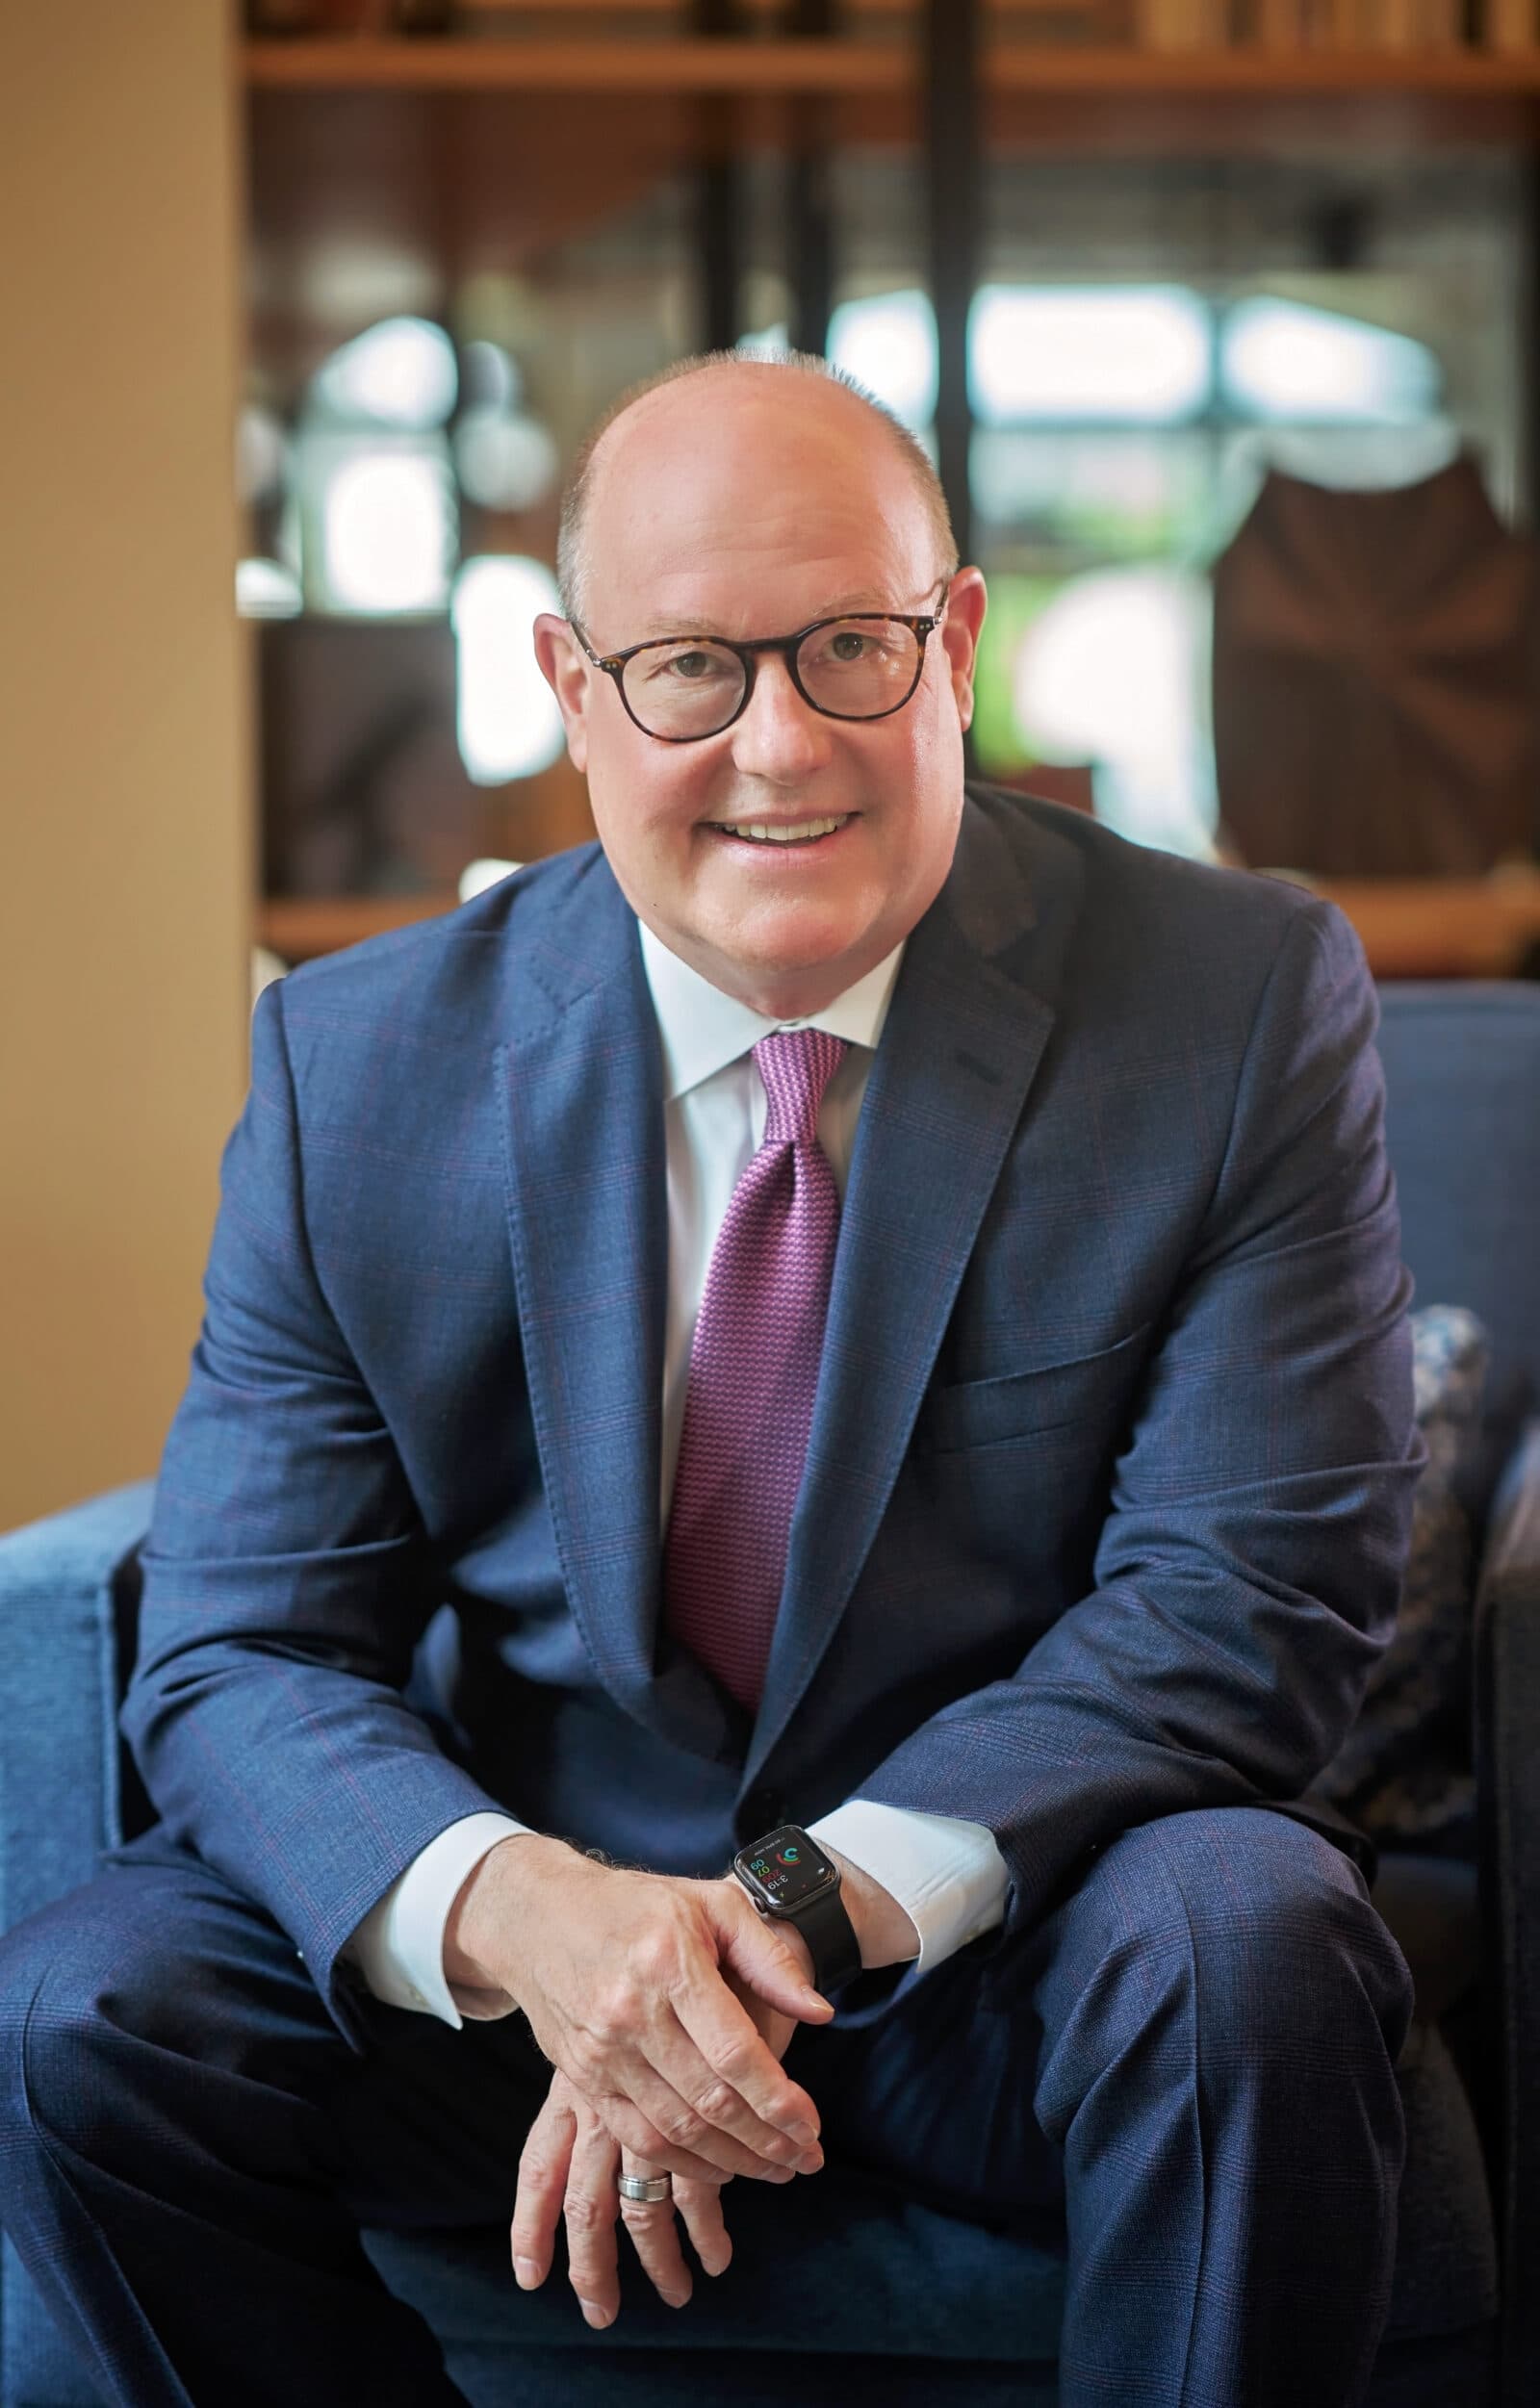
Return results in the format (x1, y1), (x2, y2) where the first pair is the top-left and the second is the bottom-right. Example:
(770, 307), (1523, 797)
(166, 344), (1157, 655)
(0, 353), (1417, 2408)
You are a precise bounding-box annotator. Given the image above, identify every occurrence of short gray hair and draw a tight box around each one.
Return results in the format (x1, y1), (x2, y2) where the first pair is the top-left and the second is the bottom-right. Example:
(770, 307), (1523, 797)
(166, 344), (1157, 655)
(554, 347), (958, 626)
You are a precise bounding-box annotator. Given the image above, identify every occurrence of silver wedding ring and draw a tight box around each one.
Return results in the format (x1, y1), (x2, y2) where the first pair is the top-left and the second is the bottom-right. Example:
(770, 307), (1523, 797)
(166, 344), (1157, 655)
(617, 2172), (673, 2204)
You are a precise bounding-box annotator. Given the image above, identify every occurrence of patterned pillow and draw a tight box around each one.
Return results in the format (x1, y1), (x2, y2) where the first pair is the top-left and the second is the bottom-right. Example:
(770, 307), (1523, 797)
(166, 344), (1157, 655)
(1307, 1304), (1489, 1856)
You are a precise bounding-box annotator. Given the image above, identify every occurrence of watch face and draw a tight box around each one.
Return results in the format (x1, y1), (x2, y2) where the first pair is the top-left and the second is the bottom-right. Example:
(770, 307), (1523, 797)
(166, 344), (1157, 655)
(738, 1828), (834, 1912)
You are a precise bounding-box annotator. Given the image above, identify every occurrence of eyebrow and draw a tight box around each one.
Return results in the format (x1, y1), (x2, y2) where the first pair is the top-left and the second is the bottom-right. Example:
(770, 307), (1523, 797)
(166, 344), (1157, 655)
(629, 593), (898, 642)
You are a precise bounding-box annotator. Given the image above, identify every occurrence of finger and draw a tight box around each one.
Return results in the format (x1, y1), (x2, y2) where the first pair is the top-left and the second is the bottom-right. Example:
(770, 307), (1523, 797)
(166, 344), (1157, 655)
(672, 2174), (733, 2281)
(587, 2087), (764, 2188)
(563, 2113), (623, 2331)
(511, 2087), (578, 2293)
(669, 1975), (826, 2155)
(709, 1886), (836, 2028)
(609, 2039), (819, 2186)
(617, 2157), (694, 2310)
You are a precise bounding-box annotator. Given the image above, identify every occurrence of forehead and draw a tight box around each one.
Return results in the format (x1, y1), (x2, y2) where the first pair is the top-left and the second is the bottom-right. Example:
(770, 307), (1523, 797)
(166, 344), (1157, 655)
(582, 374), (935, 639)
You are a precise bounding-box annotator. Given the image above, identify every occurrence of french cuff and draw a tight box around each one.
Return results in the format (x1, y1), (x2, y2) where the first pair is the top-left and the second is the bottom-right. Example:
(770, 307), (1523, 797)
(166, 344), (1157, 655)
(346, 1811), (531, 2029)
(808, 1798), (1009, 1976)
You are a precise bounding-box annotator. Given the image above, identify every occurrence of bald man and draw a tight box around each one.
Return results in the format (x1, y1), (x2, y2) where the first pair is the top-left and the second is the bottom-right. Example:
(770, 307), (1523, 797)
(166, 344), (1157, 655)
(0, 354), (1417, 2408)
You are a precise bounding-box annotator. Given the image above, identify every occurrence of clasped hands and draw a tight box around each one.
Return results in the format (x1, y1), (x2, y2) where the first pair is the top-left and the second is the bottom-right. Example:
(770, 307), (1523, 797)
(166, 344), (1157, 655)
(444, 1834), (839, 2333)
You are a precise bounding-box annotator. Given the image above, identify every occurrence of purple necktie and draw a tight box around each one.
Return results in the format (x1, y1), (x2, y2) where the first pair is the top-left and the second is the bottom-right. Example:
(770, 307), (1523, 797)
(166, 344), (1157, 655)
(663, 1028), (849, 1712)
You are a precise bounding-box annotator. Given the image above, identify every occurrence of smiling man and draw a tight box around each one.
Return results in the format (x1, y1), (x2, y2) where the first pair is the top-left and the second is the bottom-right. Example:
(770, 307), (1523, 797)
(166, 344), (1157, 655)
(0, 353), (1418, 2408)
(536, 357), (981, 1022)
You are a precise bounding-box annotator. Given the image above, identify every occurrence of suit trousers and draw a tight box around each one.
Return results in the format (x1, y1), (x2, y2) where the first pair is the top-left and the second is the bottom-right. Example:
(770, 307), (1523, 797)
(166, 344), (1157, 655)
(0, 1804), (1413, 2408)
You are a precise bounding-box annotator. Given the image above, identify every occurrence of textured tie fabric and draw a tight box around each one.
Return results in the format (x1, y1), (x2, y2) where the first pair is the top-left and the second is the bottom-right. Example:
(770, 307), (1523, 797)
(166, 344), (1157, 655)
(663, 1027), (850, 1711)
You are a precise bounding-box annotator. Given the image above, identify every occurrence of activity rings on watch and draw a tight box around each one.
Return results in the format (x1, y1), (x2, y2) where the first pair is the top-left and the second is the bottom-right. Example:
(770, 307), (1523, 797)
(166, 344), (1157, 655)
(616, 2172), (673, 2203)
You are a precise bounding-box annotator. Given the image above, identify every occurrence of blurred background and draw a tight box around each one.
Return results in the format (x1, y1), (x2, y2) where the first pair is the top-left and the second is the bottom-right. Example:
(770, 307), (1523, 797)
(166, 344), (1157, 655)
(4, 0), (1540, 1523)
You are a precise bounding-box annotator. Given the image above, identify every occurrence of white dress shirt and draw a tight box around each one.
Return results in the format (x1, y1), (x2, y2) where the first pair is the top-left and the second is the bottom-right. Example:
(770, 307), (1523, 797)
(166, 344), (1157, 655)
(347, 917), (1009, 2025)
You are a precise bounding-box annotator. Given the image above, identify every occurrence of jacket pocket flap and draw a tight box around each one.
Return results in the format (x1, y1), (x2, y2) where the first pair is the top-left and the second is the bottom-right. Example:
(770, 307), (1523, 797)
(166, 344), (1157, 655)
(916, 1321), (1153, 1454)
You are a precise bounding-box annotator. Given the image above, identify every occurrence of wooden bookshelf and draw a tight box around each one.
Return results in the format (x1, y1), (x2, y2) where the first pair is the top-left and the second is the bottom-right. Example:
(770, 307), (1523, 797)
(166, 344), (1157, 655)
(244, 15), (1540, 912)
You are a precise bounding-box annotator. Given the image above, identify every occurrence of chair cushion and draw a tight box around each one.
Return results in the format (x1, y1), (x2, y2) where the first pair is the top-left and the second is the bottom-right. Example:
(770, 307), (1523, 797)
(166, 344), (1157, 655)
(1310, 1306), (1486, 1853)
(364, 2165), (1066, 2366)
(1371, 1854), (1481, 2024)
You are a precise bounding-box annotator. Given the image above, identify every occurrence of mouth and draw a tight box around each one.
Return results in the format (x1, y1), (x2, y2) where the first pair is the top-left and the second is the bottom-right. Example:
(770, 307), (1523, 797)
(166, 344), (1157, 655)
(705, 812), (854, 850)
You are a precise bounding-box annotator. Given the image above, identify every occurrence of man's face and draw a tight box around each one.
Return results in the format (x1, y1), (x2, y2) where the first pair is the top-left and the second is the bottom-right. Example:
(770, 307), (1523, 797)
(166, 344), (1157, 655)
(535, 372), (988, 1018)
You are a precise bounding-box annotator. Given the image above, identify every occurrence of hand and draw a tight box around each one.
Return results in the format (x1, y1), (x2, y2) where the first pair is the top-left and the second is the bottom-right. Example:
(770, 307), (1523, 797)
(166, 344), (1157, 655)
(511, 2068), (741, 2330)
(445, 1837), (833, 2184)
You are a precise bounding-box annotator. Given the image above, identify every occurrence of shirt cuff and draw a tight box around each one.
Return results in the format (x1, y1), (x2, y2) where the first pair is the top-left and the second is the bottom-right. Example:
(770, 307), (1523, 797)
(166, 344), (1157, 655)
(345, 1812), (533, 2029)
(807, 1799), (1009, 1977)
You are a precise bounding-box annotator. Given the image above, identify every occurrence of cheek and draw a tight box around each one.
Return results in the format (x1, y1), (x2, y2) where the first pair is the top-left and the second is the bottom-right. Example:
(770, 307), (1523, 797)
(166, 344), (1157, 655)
(586, 747), (709, 866)
(875, 718), (960, 838)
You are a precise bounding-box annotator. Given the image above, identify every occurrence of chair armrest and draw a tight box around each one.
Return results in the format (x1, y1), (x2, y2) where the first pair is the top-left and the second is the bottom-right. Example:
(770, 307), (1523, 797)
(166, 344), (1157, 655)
(1473, 1420), (1540, 2408)
(0, 1481), (154, 1939)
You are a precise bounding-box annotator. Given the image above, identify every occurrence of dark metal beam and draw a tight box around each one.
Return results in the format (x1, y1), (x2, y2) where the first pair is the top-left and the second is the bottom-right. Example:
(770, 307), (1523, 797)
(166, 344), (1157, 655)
(785, 0), (834, 358)
(1526, 156), (1540, 859)
(924, 0), (981, 573)
(693, 0), (746, 354)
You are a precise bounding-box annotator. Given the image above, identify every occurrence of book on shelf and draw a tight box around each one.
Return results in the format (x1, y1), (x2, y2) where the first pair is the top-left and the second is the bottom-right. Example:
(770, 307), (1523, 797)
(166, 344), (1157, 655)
(1249, 0), (1303, 45)
(1371, 0), (1422, 50)
(1484, 0), (1536, 46)
(1133, 0), (1227, 46)
(1238, 0), (1474, 40)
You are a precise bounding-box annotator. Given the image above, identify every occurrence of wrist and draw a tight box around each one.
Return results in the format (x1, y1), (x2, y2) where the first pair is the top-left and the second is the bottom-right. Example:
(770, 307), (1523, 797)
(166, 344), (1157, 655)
(443, 1830), (576, 1993)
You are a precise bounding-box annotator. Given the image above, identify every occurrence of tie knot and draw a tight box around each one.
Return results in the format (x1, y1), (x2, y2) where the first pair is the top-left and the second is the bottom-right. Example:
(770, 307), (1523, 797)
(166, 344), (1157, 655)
(753, 1028), (848, 1147)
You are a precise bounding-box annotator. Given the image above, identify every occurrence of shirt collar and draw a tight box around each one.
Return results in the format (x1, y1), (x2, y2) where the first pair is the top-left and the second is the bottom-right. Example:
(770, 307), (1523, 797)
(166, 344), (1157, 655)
(638, 920), (906, 1104)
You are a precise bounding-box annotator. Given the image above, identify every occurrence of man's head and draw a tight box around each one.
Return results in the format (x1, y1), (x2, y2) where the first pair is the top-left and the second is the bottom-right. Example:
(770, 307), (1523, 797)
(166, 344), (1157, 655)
(534, 352), (988, 1019)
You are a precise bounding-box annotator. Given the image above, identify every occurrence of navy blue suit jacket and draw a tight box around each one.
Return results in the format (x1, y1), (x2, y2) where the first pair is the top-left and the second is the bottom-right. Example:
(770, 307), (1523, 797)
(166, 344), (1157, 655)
(125, 788), (1420, 2047)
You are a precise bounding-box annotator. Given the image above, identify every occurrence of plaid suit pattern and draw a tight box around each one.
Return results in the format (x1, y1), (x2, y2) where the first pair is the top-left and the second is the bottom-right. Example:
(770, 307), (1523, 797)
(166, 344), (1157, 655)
(123, 792), (1416, 2044)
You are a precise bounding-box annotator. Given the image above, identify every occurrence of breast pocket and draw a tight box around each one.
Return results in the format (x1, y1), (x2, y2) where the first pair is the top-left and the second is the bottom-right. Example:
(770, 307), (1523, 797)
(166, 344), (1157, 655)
(914, 1320), (1153, 1456)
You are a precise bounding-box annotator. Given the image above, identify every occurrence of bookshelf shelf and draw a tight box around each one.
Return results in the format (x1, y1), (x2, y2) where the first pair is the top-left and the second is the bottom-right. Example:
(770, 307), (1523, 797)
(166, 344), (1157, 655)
(244, 35), (1540, 94)
(244, 38), (907, 90)
(257, 875), (1540, 975)
(991, 46), (1540, 86)
(258, 896), (455, 961)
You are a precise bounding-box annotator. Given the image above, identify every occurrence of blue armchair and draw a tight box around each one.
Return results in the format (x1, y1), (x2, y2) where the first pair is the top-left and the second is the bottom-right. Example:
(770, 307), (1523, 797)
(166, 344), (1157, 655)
(3, 982), (1537, 2408)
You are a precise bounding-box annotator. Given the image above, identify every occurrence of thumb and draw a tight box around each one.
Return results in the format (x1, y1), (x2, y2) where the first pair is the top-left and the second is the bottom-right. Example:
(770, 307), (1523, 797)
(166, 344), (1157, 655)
(714, 1895), (835, 2024)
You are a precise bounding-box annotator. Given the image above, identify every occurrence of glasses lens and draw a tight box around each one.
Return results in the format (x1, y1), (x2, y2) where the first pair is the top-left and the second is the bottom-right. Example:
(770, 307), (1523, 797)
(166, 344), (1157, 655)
(620, 640), (747, 738)
(796, 618), (922, 719)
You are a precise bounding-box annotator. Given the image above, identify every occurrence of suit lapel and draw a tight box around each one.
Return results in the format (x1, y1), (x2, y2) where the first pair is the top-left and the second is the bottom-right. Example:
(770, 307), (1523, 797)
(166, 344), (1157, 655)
(743, 796), (1085, 1789)
(498, 857), (749, 1768)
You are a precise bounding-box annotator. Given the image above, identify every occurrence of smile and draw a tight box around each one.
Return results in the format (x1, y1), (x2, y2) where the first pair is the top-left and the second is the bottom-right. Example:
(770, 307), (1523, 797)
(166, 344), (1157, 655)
(708, 814), (851, 845)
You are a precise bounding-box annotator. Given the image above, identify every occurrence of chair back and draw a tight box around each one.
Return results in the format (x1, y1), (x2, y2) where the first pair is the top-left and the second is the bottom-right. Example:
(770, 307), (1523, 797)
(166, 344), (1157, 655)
(1376, 981), (1540, 1488)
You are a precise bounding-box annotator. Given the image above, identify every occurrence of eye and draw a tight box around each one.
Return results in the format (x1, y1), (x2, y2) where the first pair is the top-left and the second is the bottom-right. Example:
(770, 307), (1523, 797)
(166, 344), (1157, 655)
(643, 644), (735, 685)
(808, 624), (897, 671)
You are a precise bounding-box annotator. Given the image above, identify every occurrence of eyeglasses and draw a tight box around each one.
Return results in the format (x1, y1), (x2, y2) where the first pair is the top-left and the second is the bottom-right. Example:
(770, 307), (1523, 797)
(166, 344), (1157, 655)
(569, 585), (949, 744)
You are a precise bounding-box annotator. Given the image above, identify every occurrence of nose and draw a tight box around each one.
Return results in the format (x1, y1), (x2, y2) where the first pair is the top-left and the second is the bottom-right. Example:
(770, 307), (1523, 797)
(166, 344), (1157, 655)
(727, 650), (834, 783)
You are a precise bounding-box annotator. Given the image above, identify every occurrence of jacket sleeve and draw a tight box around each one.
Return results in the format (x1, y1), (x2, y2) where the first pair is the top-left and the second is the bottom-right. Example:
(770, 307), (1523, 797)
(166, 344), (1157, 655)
(122, 979), (506, 2050)
(851, 899), (1422, 1991)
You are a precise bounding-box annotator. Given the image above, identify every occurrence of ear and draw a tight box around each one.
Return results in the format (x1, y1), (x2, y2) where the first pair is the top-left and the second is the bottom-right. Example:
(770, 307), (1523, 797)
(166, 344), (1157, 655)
(938, 569), (988, 733)
(533, 614), (593, 774)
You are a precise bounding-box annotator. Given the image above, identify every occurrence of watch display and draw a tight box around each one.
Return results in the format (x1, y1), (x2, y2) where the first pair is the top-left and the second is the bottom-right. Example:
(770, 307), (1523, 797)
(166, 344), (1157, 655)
(736, 1828), (836, 1912)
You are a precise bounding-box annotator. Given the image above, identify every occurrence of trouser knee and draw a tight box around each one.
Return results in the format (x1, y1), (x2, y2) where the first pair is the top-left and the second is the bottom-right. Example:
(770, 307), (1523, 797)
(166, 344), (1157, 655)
(1029, 1807), (1413, 2148)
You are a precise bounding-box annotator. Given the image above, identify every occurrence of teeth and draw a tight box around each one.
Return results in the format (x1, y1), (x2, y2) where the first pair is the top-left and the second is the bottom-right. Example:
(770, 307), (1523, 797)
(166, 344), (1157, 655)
(716, 815), (848, 844)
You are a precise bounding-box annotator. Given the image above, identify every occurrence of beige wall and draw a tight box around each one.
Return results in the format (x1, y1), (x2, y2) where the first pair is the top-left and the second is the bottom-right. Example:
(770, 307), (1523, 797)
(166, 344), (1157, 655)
(0, 5), (250, 1528)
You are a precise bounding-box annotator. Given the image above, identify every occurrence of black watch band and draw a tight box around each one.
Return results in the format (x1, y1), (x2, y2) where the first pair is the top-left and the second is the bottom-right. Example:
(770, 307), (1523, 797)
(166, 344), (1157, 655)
(785, 1877), (862, 1993)
(732, 1826), (862, 1994)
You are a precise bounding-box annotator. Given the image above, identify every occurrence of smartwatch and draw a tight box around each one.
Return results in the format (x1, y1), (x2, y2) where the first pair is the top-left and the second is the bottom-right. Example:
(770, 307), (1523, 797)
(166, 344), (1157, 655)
(732, 1825), (862, 1995)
